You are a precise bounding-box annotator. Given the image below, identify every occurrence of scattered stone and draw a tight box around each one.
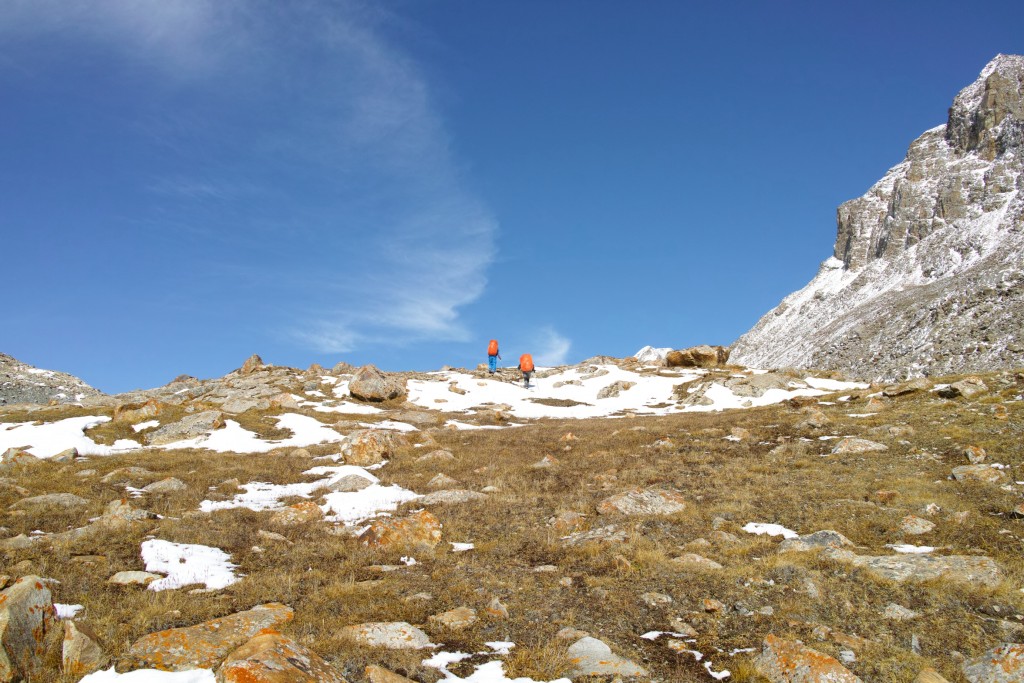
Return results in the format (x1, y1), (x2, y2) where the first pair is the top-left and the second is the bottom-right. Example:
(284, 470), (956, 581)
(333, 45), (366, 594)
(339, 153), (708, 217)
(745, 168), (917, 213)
(831, 437), (888, 454)
(822, 549), (1003, 587)
(964, 445), (987, 463)
(597, 488), (687, 516)
(341, 430), (407, 466)
(953, 464), (1008, 484)
(962, 643), (1024, 682)
(349, 365), (408, 402)
(428, 607), (478, 630)
(549, 511), (587, 535)
(670, 553), (724, 570)
(938, 377), (989, 399)
(0, 575), (61, 681)
(148, 411), (225, 446)
(359, 510), (442, 550)
(270, 501), (324, 526)
(217, 632), (348, 682)
(416, 449), (455, 463)
(779, 530), (855, 553)
(365, 665), (416, 683)
(566, 636), (648, 677)
(141, 477), (189, 494)
(597, 381), (636, 399)
(327, 474), (374, 493)
(754, 634), (863, 682)
(107, 571), (162, 587)
(100, 467), (157, 484)
(901, 515), (936, 535)
(426, 473), (461, 490)
(883, 603), (920, 621)
(562, 525), (629, 547)
(62, 621), (107, 677)
(915, 668), (951, 683)
(419, 489), (487, 505)
(9, 493), (89, 510)
(641, 592), (673, 607)
(125, 603), (294, 671)
(485, 597), (509, 619)
(337, 622), (433, 649)
(0, 448), (41, 471)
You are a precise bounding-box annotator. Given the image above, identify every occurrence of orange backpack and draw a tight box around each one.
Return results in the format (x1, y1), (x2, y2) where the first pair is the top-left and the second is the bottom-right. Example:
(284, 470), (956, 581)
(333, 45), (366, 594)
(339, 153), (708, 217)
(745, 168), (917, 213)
(488, 339), (499, 356)
(519, 354), (534, 372)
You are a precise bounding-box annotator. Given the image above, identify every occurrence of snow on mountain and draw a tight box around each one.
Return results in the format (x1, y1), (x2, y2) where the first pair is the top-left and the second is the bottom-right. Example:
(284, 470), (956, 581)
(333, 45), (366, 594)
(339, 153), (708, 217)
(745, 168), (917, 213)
(0, 352), (103, 405)
(731, 54), (1024, 380)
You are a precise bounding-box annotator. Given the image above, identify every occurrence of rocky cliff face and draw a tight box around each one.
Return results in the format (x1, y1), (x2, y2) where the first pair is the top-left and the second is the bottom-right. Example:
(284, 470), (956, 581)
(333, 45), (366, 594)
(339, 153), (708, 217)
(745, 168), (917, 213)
(0, 353), (104, 405)
(731, 55), (1024, 381)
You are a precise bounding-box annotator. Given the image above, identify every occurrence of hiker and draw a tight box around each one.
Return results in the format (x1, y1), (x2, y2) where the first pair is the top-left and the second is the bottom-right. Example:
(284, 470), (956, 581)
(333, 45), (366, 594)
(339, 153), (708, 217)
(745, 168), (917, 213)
(487, 339), (501, 374)
(518, 353), (534, 388)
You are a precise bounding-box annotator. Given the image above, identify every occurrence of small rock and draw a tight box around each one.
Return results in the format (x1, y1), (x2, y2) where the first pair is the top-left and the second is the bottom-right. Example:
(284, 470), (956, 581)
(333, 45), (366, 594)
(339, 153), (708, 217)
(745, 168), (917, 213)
(901, 515), (936, 535)
(953, 464), (1008, 484)
(832, 437), (888, 454)
(327, 474), (374, 493)
(779, 530), (855, 553)
(9, 493), (89, 510)
(485, 597), (509, 619)
(51, 448), (79, 464)
(703, 598), (726, 612)
(365, 665), (417, 683)
(426, 473), (461, 490)
(141, 477), (189, 494)
(556, 627), (589, 640)
(962, 643), (1024, 682)
(428, 607), (477, 630)
(269, 501), (324, 526)
(641, 592), (673, 607)
(597, 488), (687, 516)
(337, 622), (433, 649)
(566, 636), (648, 677)
(964, 445), (987, 464)
(549, 511), (587, 534)
(670, 553), (724, 570)
(883, 603), (920, 621)
(419, 489), (487, 505)
(754, 634), (863, 682)
(359, 510), (442, 550)
(531, 455), (559, 468)
(107, 571), (162, 586)
(416, 449), (455, 463)
(62, 621), (107, 677)
(938, 377), (988, 399)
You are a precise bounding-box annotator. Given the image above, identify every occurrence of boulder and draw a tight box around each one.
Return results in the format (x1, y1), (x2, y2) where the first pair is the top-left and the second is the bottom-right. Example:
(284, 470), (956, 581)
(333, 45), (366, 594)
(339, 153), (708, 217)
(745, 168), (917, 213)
(882, 378), (933, 396)
(666, 345), (729, 368)
(822, 549), (1003, 588)
(9, 493), (89, 510)
(148, 411), (225, 446)
(125, 603), (294, 671)
(754, 634), (863, 682)
(141, 478), (189, 494)
(0, 448), (40, 472)
(341, 430), (406, 466)
(349, 365), (407, 402)
(597, 381), (636, 399)
(327, 474), (374, 493)
(779, 530), (855, 553)
(107, 572), (162, 587)
(900, 515), (936, 535)
(566, 636), (648, 677)
(962, 643), (1024, 682)
(831, 437), (888, 454)
(217, 632), (348, 682)
(269, 501), (324, 526)
(597, 488), (687, 516)
(938, 377), (989, 399)
(0, 575), (61, 681)
(62, 621), (107, 677)
(337, 622), (433, 649)
(953, 464), (1008, 484)
(359, 510), (442, 550)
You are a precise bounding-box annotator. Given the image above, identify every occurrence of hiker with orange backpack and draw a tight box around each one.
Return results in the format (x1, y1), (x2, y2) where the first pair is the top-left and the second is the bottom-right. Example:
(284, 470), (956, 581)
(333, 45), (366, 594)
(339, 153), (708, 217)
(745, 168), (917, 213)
(518, 353), (534, 388)
(487, 339), (501, 374)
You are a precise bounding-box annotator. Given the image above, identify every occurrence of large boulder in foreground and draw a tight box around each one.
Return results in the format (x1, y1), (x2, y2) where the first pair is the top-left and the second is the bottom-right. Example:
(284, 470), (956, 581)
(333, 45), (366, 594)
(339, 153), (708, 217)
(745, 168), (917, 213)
(0, 575), (61, 681)
(348, 365), (407, 402)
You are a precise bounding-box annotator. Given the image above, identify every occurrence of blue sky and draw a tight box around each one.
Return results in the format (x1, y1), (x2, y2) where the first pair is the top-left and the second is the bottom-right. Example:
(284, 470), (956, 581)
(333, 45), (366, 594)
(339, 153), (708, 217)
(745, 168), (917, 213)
(3, 1), (1023, 393)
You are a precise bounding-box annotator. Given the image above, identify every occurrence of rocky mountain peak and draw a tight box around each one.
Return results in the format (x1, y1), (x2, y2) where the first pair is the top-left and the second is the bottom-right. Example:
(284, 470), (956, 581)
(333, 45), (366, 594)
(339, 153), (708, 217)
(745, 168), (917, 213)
(0, 353), (104, 406)
(732, 55), (1024, 381)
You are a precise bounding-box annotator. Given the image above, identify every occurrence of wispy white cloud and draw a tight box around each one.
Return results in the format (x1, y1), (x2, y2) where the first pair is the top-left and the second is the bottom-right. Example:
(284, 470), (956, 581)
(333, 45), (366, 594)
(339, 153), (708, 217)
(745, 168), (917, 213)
(533, 327), (572, 366)
(4, 0), (499, 353)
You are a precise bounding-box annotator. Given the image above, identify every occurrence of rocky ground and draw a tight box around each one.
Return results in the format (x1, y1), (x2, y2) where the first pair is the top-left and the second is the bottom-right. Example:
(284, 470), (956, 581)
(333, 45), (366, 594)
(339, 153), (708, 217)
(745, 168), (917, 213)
(1, 355), (1024, 682)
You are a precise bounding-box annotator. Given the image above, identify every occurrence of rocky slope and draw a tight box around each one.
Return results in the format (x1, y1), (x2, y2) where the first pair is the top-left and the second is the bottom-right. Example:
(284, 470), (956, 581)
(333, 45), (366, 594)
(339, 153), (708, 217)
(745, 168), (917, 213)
(732, 54), (1024, 381)
(0, 352), (104, 406)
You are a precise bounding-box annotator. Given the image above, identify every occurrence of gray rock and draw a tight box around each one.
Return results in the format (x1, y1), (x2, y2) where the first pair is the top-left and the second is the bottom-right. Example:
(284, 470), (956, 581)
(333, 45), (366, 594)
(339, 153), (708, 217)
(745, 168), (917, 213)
(419, 489), (487, 505)
(754, 634), (863, 682)
(327, 474), (374, 493)
(779, 529), (855, 553)
(822, 549), (1003, 587)
(562, 525), (629, 547)
(337, 622), (433, 649)
(426, 473), (461, 490)
(0, 352), (104, 405)
(597, 488), (687, 516)
(883, 603), (920, 621)
(0, 575), (60, 681)
(108, 571), (162, 586)
(566, 636), (647, 677)
(100, 467), (157, 484)
(726, 372), (805, 397)
(832, 437), (888, 454)
(901, 515), (937, 535)
(9, 493), (89, 510)
(141, 477), (188, 494)
(939, 377), (990, 399)
(62, 621), (107, 677)
(148, 411), (225, 446)
(597, 381), (636, 399)
(962, 643), (1024, 682)
(953, 464), (1008, 484)
(0, 448), (41, 472)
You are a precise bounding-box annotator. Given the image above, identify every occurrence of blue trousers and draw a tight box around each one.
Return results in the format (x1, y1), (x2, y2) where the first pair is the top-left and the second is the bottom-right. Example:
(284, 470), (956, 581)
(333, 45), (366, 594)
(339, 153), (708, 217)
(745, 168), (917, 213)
(488, 355), (498, 373)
